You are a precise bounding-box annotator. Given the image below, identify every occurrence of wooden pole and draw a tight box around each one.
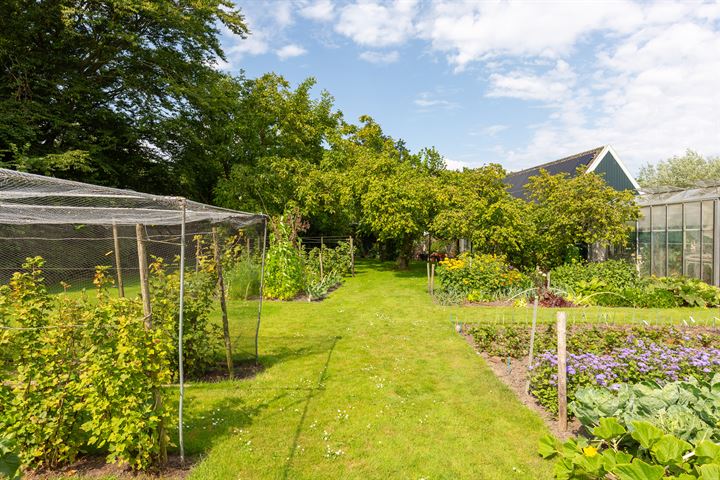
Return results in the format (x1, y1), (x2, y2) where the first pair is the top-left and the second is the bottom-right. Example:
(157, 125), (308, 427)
(430, 263), (435, 296)
(246, 235), (251, 257)
(112, 223), (125, 298)
(195, 236), (201, 272)
(427, 262), (431, 293)
(526, 293), (539, 393)
(349, 236), (355, 277)
(319, 236), (324, 278)
(213, 227), (234, 379)
(557, 311), (568, 432)
(136, 224), (152, 328)
(136, 222), (165, 463)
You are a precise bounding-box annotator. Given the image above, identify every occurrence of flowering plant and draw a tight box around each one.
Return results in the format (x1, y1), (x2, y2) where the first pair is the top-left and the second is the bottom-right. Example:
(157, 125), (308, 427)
(436, 253), (529, 302)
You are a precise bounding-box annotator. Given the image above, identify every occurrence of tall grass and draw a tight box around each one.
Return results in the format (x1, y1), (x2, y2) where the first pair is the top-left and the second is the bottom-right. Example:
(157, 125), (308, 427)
(225, 256), (261, 300)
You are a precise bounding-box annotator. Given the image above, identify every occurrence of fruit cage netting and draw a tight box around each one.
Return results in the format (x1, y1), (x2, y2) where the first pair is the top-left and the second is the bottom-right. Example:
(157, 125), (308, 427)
(0, 168), (267, 461)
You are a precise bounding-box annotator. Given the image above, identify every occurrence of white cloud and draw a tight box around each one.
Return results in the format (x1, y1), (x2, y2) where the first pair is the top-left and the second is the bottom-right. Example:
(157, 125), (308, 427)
(359, 50), (399, 64)
(416, 1), (644, 71)
(336, 0), (418, 47)
(276, 44), (308, 60)
(299, 0), (335, 21)
(414, 91), (457, 109)
(476, 125), (509, 137)
(487, 60), (576, 102)
(445, 158), (468, 171)
(272, 2), (294, 27)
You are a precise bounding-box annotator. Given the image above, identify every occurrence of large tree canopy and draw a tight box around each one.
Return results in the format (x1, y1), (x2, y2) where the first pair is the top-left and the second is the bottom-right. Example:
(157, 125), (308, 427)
(0, 0), (247, 192)
(638, 150), (720, 188)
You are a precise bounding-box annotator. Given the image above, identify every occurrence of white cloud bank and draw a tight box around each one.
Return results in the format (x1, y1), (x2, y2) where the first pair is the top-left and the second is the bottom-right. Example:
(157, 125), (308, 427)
(276, 44), (308, 60)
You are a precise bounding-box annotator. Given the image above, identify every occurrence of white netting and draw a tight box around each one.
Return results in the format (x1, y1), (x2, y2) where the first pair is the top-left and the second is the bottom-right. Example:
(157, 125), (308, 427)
(0, 168), (267, 358)
(0, 168), (262, 226)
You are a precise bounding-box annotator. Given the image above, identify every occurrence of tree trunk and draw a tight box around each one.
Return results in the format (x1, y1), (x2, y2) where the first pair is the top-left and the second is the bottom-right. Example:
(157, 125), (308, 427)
(396, 236), (414, 270)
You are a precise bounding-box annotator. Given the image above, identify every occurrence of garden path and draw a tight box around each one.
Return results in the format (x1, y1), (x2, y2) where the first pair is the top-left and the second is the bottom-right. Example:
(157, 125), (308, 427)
(184, 261), (552, 479)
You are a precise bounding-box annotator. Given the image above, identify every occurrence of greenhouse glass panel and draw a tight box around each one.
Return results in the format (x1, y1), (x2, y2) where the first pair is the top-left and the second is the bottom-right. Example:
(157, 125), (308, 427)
(638, 207), (651, 276)
(685, 202), (701, 230)
(684, 229), (701, 279)
(652, 205), (666, 231)
(667, 204), (683, 276)
(703, 230), (713, 283)
(651, 231), (666, 276)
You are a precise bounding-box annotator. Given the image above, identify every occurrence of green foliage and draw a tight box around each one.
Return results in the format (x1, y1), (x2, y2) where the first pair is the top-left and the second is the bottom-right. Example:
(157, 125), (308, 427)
(225, 255), (262, 300)
(527, 169), (639, 270)
(432, 165), (533, 265)
(0, 436), (20, 480)
(571, 376), (720, 443)
(0, 259), (171, 471)
(539, 416), (720, 479)
(150, 254), (221, 379)
(264, 221), (305, 301)
(638, 150), (720, 188)
(1, 0), (248, 194)
(550, 261), (720, 308)
(436, 253), (530, 302)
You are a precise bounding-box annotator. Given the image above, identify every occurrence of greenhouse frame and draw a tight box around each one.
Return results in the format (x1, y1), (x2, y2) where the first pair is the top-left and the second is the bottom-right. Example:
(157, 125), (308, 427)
(636, 185), (720, 286)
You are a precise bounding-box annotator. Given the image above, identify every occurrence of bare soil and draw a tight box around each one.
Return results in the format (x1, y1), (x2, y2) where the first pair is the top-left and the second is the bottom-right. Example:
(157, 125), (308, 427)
(25, 455), (193, 480)
(461, 331), (582, 440)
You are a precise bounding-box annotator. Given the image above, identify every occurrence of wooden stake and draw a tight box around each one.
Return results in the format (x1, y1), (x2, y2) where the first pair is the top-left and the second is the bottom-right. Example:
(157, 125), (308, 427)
(526, 293), (539, 393)
(427, 261), (431, 293)
(557, 311), (568, 432)
(112, 223), (125, 298)
(319, 236), (324, 278)
(213, 227), (234, 378)
(430, 263), (435, 295)
(136, 224), (152, 328)
(195, 236), (202, 272)
(136, 223), (165, 463)
(246, 235), (251, 257)
(349, 236), (355, 277)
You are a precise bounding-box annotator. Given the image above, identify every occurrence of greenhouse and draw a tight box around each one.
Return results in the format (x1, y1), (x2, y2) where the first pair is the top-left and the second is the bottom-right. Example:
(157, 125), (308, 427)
(636, 185), (720, 285)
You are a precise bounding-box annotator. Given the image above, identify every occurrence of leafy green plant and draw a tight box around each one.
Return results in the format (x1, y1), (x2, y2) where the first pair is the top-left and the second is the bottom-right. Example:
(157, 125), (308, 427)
(150, 256), (221, 379)
(264, 221), (305, 301)
(571, 376), (720, 443)
(437, 253), (530, 301)
(0, 436), (20, 480)
(539, 417), (720, 479)
(0, 259), (172, 471)
(225, 255), (261, 300)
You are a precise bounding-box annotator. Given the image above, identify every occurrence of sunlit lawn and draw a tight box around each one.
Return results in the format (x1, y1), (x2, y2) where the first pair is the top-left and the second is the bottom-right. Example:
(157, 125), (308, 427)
(49, 260), (720, 479)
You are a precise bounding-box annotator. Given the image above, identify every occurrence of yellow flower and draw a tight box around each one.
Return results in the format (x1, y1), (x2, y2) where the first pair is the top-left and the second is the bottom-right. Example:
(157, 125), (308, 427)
(583, 446), (598, 457)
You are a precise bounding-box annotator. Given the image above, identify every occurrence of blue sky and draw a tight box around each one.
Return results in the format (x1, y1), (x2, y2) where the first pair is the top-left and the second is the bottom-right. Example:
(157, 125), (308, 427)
(221, 0), (720, 174)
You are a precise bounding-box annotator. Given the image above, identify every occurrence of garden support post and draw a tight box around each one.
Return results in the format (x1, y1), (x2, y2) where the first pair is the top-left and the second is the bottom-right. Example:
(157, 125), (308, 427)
(213, 227), (234, 379)
(320, 236), (324, 278)
(135, 224), (151, 327)
(178, 199), (187, 464)
(195, 236), (201, 272)
(255, 217), (268, 363)
(427, 262), (431, 292)
(557, 311), (568, 432)
(525, 293), (539, 393)
(349, 236), (355, 277)
(112, 222), (124, 298)
(430, 263), (435, 295)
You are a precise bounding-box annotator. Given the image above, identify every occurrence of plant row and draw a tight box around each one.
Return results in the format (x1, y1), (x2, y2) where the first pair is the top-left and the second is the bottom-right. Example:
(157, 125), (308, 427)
(0, 255), (223, 472)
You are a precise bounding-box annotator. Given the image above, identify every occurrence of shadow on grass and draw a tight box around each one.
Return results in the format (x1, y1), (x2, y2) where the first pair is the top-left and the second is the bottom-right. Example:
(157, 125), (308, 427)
(355, 259), (428, 279)
(282, 335), (340, 480)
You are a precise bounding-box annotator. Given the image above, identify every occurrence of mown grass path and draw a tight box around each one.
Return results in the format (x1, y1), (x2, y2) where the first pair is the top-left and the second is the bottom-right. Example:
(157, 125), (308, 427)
(183, 261), (553, 479)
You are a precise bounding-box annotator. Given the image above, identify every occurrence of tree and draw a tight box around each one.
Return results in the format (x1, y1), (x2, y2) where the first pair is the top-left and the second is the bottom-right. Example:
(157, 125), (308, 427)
(0, 0), (247, 192)
(527, 169), (639, 269)
(431, 165), (533, 267)
(638, 150), (720, 188)
(213, 74), (342, 215)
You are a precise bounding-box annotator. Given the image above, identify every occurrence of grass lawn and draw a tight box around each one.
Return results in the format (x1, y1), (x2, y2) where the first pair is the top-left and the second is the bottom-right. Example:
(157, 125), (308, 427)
(46, 261), (718, 479)
(162, 260), (552, 479)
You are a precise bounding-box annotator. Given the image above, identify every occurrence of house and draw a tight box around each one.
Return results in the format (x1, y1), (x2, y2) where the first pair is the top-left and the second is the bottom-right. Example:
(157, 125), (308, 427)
(503, 145), (640, 199)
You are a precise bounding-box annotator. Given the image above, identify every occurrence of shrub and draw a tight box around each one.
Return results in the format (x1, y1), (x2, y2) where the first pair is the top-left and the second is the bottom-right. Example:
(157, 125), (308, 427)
(0, 260), (171, 471)
(437, 253), (530, 302)
(150, 256), (220, 379)
(264, 223), (305, 301)
(0, 436), (20, 480)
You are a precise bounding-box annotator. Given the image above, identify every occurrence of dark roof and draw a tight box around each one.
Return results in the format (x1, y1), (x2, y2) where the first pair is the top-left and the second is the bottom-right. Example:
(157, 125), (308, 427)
(504, 146), (605, 199)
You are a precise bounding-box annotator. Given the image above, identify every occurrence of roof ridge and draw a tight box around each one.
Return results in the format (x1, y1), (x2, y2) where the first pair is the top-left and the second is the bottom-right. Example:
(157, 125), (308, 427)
(506, 146), (605, 177)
